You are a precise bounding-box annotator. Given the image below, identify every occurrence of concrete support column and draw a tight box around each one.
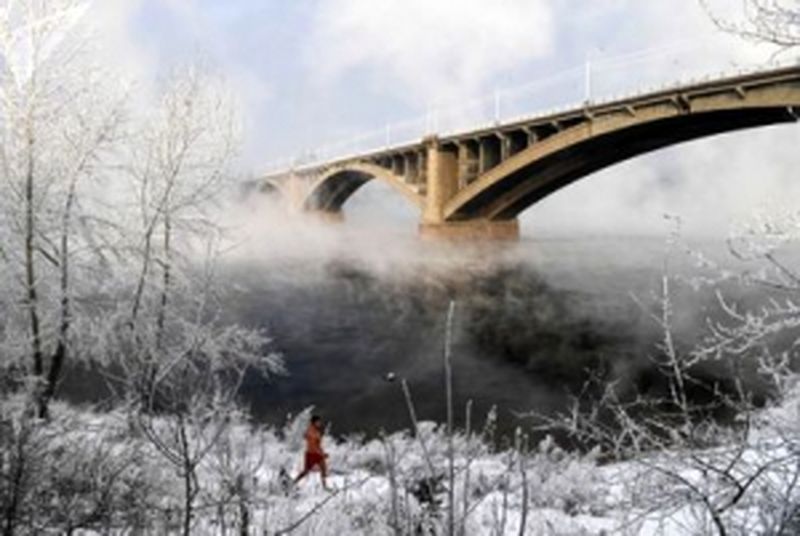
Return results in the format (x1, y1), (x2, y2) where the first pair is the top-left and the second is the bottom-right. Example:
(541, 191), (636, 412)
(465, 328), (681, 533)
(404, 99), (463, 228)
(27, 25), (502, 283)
(422, 137), (459, 224)
(392, 155), (406, 178)
(478, 139), (490, 174)
(498, 133), (511, 161)
(525, 126), (538, 146)
(457, 142), (470, 189)
(416, 150), (428, 192)
(457, 141), (479, 188)
(286, 172), (306, 213)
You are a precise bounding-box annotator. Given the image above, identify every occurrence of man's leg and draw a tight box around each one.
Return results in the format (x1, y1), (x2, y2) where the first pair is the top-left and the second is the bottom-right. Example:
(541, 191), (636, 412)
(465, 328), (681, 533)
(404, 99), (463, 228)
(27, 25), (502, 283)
(319, 457), (330, 490)
(294, 454), (311, 483)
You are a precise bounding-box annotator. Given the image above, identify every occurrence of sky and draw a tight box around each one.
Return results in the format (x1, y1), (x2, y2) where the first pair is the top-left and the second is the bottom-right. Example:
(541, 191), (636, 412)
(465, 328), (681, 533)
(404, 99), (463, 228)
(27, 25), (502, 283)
(94, 0), (800, 238)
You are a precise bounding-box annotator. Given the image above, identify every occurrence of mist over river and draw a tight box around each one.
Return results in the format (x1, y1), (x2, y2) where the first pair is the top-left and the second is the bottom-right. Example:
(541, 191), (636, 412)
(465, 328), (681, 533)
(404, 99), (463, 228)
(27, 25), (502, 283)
(55, 196), (781, 440)
(218, 227), (769, 438)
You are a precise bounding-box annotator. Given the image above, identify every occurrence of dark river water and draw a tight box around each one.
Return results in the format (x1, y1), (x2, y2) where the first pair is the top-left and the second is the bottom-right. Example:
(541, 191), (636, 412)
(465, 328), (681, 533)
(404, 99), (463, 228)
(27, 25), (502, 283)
(219, 231), (767, 438)
(56, 222), (782, 439)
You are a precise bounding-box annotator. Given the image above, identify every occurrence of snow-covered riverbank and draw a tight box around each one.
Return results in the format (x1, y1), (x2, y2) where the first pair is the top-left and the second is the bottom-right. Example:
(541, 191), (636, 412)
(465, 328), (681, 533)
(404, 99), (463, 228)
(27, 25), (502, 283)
(4, 390), (797, 535)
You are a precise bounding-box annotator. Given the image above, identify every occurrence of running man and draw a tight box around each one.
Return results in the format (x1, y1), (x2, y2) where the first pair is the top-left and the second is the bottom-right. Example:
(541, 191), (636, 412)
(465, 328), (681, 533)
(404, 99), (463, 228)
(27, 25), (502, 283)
(293, 415), (330, 490)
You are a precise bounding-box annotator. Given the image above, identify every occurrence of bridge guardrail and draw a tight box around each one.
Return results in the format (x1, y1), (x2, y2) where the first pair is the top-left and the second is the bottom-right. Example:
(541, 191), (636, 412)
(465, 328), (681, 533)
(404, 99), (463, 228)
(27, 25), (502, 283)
(264, 45), (800, 177)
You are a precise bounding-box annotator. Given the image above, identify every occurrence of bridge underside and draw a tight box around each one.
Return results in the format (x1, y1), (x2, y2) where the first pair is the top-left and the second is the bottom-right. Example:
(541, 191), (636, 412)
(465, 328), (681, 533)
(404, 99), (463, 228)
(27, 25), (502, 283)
(449, 107), (798, 221)
(304, 170), (373, 213)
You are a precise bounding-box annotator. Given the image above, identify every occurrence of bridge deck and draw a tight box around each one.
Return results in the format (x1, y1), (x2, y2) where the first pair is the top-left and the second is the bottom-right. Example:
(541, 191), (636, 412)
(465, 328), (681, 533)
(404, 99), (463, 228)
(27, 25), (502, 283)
(260, 63), (800, 239)
(265, 63), (800, 179)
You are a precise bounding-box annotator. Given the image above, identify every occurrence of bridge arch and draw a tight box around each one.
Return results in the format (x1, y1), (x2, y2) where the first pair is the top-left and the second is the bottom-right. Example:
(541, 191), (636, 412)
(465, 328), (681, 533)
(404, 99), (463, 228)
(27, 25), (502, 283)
(303, 162), (425, 213)
(259, 177), (289, 198)
(444, 89), (800, 222)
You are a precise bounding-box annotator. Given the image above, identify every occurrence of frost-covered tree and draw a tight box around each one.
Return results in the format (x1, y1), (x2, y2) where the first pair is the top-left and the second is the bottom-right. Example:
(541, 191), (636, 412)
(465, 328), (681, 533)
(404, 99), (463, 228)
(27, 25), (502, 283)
(702, 0), (800, 51)
(0, 0), (128, 417)
(0, 5), (283, 533)
(92, 64), (250, 402)
(85, 63), (284, 536)
(528, 262), (800, 534)
(96, 61), (285, 410)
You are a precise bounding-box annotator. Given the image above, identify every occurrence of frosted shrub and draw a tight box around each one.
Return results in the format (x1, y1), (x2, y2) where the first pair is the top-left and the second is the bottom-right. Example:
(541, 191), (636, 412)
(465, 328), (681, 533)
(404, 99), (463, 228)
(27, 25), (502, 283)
(526, 436), (604, 516)
(341, 437), (386, 474)
(0, 401), (160, 534)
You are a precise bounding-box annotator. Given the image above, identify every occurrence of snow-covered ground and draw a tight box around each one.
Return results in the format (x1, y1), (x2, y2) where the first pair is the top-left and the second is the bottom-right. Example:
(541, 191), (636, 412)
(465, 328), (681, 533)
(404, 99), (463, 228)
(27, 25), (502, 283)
(4, 392), (796, 535)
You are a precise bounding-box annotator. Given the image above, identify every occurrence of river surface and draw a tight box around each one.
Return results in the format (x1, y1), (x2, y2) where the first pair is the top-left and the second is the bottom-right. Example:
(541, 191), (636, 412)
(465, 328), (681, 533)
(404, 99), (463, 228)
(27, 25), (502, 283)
(222, 230), (761, 438)
(55, 220), (777, 439)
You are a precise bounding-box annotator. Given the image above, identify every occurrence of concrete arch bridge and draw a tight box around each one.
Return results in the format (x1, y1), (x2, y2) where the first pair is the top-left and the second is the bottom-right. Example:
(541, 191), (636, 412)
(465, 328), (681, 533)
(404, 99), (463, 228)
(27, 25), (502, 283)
(261, 65), (800, 240)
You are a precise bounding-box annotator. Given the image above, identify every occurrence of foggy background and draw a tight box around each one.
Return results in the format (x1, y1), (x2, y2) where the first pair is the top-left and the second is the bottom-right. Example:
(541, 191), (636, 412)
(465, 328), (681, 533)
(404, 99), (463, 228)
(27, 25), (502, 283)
(65, 0), (800, 435)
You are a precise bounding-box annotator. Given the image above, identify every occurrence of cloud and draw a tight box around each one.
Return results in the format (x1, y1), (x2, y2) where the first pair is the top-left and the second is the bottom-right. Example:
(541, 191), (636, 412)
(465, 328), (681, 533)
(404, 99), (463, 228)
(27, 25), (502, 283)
(524, 0), (800, 238)
(307, 0), (555, 105)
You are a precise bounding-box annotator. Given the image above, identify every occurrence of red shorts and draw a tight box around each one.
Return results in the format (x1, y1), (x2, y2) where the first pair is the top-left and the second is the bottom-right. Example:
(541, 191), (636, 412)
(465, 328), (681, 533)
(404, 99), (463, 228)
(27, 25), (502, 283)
(304, 452), (325, 470)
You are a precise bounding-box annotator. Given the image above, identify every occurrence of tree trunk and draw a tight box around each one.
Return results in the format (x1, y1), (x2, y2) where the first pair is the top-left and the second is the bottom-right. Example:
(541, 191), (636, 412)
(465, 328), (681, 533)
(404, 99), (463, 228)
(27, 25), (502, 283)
(39, 167), (80, 419)
(156, 213), (172, 351)
(182, 467), (193, 536)
(2, 425), (29, 536)
(38, 341), (64, 420)
(237, 482), (249, 536)
(178, 415), (195, 536)
(24, 122), (45, 413)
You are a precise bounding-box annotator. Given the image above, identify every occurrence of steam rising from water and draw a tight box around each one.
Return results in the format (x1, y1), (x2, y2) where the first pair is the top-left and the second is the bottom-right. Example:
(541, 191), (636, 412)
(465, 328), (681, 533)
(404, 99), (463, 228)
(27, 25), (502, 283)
(54, 184), (783, 438)
(217, 191), (770, 437)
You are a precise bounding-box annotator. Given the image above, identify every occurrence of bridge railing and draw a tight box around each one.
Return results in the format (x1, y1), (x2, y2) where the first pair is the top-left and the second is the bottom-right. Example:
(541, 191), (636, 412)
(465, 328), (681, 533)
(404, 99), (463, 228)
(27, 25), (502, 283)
(264, 41), (800, 176)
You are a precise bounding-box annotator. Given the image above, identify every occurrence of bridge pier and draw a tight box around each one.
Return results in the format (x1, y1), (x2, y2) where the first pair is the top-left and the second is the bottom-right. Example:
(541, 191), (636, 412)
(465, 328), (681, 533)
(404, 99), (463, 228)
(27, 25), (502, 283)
(420, 136), (519, 240)
(421, 136), (459, 224)
(419, 219), (519, 241)
(307, 209), (345, 223)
